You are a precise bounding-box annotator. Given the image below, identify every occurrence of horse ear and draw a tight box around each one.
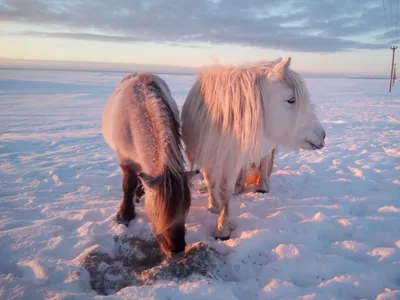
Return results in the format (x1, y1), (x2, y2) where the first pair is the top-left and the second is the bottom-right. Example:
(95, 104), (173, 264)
(184, 169), (200, 183)
(272, 57), (282, 64)
(138, 172), (162, 189)
(268, 57), (291, 82)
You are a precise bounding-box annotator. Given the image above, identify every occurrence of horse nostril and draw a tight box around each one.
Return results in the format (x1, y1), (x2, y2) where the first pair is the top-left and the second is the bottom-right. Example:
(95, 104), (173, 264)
(322, 131), (326, 140)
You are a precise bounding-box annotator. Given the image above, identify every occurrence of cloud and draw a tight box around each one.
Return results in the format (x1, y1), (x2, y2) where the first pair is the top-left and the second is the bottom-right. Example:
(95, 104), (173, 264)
(0, 0), (397, 52)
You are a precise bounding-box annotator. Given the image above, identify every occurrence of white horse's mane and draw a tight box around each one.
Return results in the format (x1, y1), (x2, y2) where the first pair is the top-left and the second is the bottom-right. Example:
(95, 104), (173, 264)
(196, 59), (311, 159)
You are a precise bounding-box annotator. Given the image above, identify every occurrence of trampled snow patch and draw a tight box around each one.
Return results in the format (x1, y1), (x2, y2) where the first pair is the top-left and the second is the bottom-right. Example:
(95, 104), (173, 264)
(0, 70), (399, 299)
(70, 235), (234, 295)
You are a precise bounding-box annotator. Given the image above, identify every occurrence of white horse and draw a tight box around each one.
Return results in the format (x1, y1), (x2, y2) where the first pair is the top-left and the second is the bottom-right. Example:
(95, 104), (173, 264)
(181, 57), (326, 240)
(102, 72), (198, 257)
(184, 58), (281, 195)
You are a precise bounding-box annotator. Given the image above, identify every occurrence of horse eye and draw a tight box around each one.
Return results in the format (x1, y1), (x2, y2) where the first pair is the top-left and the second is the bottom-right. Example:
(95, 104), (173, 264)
(286, 97), (296, 104)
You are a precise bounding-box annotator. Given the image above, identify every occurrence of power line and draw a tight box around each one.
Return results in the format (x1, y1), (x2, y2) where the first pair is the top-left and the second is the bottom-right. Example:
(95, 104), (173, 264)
(397, 0), (399, 44)
(383, 0), (398, 92)
(383, 0), (389, 33)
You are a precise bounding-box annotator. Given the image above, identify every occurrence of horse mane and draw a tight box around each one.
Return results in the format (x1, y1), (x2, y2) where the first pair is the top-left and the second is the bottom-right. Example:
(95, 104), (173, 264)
(130, 73), (189, 234)
(197, 60), (311, 158)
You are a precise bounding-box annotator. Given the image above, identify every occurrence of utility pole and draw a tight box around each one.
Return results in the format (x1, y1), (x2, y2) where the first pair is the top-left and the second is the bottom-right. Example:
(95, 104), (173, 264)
(393, 63), (396, 86)
(389, 46), (397, 93)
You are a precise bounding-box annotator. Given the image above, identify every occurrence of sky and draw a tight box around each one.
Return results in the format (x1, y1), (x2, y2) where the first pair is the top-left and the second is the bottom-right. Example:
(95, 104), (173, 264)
(0, 0), (399, 76)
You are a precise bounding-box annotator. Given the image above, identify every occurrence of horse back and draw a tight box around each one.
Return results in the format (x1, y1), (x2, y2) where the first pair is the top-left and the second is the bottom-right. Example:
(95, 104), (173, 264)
(101, 76), (151, 163)
(101, 73), (179, 173)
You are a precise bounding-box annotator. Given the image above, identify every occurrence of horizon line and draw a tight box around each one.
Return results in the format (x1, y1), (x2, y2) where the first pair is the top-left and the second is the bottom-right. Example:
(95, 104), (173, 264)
(0, 57), (389, 79)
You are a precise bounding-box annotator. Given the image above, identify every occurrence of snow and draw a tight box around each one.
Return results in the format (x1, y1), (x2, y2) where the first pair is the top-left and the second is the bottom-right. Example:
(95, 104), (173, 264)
(1, 69), (399, 299)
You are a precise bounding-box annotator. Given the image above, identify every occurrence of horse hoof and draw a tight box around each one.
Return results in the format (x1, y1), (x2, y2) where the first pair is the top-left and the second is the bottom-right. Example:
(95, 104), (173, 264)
(214, 235), (230, 241)
(116, 213), (135, 226)
(214, 226), (231, 240)
(256, 189), (269, 194)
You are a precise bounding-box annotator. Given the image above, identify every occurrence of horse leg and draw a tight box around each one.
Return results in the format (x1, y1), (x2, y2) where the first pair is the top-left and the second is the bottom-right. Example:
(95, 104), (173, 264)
(184, 148), (200, 192)
(215, 175), (235, 240)
(233, 166), (246, 195)
(134, 182), (144, 203)
(197, 171), (207, 194)
(116, 164), (138, 225)
(184, 148), (209, 193)
(184, 148), (194, 172)
(215, 151), (241, 240)
(204, 170), (220, 214)
(255, 148), (275, 193)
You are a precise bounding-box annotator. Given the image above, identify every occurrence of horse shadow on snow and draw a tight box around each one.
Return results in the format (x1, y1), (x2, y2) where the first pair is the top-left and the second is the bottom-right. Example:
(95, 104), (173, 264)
(74, 233), (236, 295)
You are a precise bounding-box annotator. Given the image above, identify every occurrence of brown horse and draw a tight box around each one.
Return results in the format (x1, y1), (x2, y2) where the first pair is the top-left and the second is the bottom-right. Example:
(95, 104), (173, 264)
(102, 73), (198, 257)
